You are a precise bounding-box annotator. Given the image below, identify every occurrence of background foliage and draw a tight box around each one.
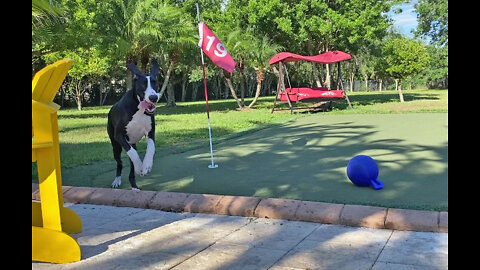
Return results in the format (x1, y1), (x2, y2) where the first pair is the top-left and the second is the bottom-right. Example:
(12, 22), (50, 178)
(32, 0), (448, 110)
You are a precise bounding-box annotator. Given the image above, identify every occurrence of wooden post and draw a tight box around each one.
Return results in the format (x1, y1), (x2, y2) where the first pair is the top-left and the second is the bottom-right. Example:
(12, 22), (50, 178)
(271, 61), (294, 114)
(338, 62), (353, 109)
(271, 74), (281, 113)
(279, 62), (294, 113)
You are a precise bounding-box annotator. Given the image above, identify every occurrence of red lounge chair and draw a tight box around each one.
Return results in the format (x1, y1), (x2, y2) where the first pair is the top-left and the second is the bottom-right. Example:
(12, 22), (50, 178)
(279, 87), (344, 102)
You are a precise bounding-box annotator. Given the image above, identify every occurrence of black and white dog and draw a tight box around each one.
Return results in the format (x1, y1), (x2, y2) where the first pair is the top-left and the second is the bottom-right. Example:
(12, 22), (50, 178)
(107, 60), (160, 190)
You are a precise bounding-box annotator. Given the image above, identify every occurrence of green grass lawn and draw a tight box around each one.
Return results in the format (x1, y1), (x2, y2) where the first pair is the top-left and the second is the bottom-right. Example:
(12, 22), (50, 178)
(33, 89), (448, 210)
(50, 89), (446, 168)
(51, 96), (300, 169)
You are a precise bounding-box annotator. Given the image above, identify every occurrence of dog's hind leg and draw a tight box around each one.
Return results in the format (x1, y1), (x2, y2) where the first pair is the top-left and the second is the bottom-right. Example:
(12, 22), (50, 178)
(129, 144), (140, 190)
(111, 140), (123, 188)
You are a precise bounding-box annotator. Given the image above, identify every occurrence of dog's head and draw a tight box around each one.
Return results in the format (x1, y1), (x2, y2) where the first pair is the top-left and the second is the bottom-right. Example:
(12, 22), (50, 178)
(127, 59), (160, 115)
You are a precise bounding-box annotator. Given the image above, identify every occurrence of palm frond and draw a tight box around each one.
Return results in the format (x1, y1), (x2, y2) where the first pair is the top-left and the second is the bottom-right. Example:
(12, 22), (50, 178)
(32, 0), (65, 29)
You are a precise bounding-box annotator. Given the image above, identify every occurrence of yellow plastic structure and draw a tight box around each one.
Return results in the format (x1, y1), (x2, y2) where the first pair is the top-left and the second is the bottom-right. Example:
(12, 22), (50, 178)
(32, 59), (82, 263)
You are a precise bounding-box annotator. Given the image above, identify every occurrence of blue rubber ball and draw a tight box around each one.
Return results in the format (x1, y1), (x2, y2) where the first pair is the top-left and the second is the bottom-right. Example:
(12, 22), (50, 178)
(346, 155), (384, 190)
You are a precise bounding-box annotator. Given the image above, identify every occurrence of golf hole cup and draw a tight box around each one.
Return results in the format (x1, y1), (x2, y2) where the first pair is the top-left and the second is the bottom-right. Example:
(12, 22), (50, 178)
(346, 155), (384, 190)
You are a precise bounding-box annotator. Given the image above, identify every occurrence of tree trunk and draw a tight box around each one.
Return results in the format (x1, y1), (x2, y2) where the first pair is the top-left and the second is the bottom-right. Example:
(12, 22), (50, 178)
(323, 44), (331, 89)
(263, 75), (272, 96)
(191, 82), (199, 101)
(166, 82), (176, 107)
(307, 40), (322, 87)
(223, 79), (229, 99)
(75, 92), (82, 110)
(139, 49), (150, 73)
(248, 69), (263, 108)
(395, 79), (404, 102)
(325, 63), (331, 89)
(75, 97), (82, 111)
(181, 75), (188, 102)
(99, 79), (109, 105)
(379, 79), (383, 92)
(398, 88), (404, 102)
(363, 73), (369, 91)
(349, 72), (355, 92)
(311, 63), (322, 87)
(238, 59), (246, 107)
(239, 73), (246, 106)
(74, 80), (83, 111)
(158, 58), (176, 101)
(223, 70), (243, 109)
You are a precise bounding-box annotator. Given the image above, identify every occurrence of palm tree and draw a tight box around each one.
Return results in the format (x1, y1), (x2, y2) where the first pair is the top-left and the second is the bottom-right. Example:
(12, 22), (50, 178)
(100, 0), (196, 105)
(32, 0), (65, 32)
(222, 29), (254, 109)
(221, 29), (247, 109)
(98, 0), (141, 89)
(32, 0), (67, 68)
(131, 0), (197, 106)
(247, 36), (283, 108)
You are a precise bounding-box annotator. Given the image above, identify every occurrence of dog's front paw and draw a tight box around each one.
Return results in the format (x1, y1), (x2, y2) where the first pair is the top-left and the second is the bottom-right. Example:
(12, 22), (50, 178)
(112, 176), (122, 188)
(133, 161), (143, 176)
(140, 139), (155, 176)
(141, 157), (153, 176)
(127, 148), (143, 176)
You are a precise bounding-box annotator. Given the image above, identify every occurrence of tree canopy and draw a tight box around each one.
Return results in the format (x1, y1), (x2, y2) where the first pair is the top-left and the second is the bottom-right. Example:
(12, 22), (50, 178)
(32, 0), (448, 110)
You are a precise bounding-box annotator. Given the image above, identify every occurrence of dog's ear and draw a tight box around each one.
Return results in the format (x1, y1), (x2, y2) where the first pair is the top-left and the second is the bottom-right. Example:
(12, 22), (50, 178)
(127, 63), (144, 77)
(150, 59), (159, 77)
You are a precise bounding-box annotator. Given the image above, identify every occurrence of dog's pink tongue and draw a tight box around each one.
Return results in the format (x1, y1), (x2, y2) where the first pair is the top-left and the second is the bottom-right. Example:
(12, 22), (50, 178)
(140, 100), (153, 110)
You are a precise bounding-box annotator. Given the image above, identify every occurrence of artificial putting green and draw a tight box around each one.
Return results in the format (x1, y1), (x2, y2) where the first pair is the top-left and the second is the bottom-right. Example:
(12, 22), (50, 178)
(61, 112), (448, 211)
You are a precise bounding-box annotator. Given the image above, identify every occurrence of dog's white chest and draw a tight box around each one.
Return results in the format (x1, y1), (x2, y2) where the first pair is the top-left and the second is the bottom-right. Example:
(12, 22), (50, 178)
(125, 111), (152, 144)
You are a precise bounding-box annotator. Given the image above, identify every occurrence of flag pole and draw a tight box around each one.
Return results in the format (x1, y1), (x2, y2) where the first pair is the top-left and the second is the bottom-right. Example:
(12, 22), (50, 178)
(196, 2), (218, 169)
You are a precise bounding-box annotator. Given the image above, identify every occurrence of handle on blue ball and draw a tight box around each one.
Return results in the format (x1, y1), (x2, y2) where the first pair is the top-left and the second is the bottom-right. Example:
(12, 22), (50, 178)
(370, 178), (384, 190)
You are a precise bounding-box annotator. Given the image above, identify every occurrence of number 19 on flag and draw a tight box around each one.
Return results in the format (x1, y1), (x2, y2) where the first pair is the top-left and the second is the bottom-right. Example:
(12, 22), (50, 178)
(198, 21), (236, 74)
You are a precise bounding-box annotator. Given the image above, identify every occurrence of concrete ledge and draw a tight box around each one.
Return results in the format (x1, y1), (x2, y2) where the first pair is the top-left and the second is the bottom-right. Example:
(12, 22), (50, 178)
(294, 201), (344, 224)
(148, 191), (191, 212)
(62, 186), (97, 204)
(183, 194), (224, 214)
(32, 183), (73, 201)
(115, 189), (157, 209)
(254, 198), (301, 220)
(385, 208), (440, 232)
(32, 184), (447, 232)
(32, 183), (39, 200)
(215, 195), (261, 217)
(86, 187), (127, 206)
(340, 204), (387, 229)
(439, 212), (448, 233)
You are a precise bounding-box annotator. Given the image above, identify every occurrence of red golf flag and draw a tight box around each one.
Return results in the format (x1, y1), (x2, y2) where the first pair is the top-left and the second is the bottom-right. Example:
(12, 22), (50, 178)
(198, 22), (236, 73)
